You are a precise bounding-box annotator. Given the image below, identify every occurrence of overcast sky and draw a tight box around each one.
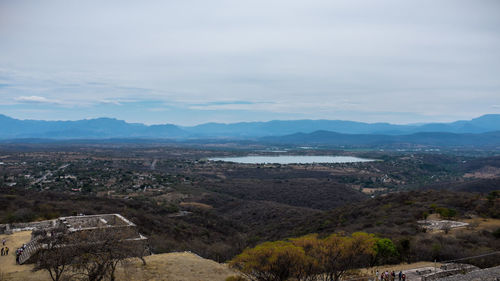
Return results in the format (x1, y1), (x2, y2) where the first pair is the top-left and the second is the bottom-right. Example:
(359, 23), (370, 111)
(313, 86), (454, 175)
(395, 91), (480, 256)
(1, 0), (499, 125)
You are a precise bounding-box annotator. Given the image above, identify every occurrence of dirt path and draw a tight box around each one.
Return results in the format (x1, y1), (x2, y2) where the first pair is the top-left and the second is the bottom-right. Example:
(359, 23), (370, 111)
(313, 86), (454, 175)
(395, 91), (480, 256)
(361, 261), (443, 279)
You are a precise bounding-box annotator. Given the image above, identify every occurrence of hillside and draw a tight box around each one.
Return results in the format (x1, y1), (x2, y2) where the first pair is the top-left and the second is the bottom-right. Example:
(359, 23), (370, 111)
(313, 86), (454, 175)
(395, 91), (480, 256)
(290, 190), (500, 267)
(1, 146), (500, 264)
(0, 232), (237, 281)
(1, 188), (499, 274)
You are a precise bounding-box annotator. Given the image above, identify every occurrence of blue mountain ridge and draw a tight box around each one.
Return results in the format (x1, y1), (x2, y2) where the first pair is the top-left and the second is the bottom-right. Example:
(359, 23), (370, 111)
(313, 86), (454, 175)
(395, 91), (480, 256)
(260, 130), (500, 147)
(0, 114), (499, 140)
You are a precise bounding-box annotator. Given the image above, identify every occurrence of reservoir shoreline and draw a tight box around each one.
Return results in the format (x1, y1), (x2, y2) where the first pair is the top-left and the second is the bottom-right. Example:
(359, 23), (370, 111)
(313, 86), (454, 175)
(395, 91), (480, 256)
(208, 155), (375, 164)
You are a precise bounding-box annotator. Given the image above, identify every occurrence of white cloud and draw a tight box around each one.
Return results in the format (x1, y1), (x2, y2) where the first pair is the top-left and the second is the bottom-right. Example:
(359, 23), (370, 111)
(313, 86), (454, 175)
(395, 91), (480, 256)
(14, 96), (62, 104)
(1, 0), (500, 124)
(98, 99), (122, 105)
(147, 107), (170, 112)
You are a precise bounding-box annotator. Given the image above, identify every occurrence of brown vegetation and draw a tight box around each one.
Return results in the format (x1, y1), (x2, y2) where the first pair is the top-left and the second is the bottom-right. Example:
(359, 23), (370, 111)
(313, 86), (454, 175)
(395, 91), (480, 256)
(230, 232), (391, 281)
(1, 146), (500, 268)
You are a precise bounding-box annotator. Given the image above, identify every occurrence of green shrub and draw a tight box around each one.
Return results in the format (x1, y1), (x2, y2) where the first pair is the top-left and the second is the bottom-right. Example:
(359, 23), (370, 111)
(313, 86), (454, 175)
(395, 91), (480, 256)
(436, 207), (457, 219)
(493, 228), (500, 239)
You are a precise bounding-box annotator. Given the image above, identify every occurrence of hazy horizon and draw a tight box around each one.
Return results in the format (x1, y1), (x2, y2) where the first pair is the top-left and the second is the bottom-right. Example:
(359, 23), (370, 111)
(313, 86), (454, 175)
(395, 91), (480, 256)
(1, 112), (498, 127)
(1, 0), (499, 126)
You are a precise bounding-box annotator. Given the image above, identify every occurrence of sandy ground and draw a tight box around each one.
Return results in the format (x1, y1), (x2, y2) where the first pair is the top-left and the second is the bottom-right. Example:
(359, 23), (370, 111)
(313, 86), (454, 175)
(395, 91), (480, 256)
(0, 231), (238, 281)
(0, 231), (39, 280)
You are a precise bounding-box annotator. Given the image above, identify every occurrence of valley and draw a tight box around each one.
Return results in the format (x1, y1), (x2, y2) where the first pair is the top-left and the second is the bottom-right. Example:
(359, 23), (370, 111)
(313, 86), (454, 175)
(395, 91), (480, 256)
(1, 144), (499, 269)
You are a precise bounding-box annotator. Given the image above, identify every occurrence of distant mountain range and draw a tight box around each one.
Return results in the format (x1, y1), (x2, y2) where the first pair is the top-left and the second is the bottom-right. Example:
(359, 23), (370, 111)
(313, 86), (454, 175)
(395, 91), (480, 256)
(0, 114), (187, 139)
(261, 130), (500, 147)
(183, 114), (500, 137)
(1, 114), (500, 147)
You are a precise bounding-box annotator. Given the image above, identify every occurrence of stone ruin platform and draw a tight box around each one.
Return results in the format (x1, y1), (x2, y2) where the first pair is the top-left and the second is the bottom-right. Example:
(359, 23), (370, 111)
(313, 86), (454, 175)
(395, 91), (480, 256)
(16, 214), (148, 264)
(59, 213), (137, 232)
(402, 263), (482, 281)
(417, 220), (469, 231)
(435, 265), (500, 281)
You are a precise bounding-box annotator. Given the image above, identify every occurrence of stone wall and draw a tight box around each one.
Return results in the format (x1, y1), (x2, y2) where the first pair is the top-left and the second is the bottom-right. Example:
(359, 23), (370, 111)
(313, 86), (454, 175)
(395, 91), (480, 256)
(435, 265), (500, 281)
(421, 264), (479, 281)
(0, 219), (56, 234)
(10, 214), (149, 265)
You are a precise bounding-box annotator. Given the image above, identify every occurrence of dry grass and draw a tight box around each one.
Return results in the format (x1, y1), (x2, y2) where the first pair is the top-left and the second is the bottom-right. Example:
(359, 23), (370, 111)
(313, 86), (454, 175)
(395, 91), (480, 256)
(462, 218), (500, 231)
(360, 187), (388, 194)
(115, 252), (237, 281)
(463, 166), (500, 179)
(179, 202), (213, 210)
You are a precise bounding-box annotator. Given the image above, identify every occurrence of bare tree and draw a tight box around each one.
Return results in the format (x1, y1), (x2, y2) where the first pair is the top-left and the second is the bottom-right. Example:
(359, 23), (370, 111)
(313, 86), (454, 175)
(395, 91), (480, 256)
(70, 229), (147, 281)
(34, 227), (147, 281)
(442, 221), (452, 234)
(33, 227), (76, 281)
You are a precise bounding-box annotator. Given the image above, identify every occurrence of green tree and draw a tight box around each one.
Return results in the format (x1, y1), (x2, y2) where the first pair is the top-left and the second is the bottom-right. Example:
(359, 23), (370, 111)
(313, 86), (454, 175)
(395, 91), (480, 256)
(492, 228), (500, 239)
(422, 211), (429, 220)
(436, 207), (457, 219)
(397, 238), (411, 263)
(487, 191), (499, 203)
(373, 238), (399, 265)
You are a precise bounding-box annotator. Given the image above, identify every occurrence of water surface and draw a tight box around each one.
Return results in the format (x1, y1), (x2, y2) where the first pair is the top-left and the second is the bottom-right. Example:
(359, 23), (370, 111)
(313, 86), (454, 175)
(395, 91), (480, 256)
(209, 155), (375, 164)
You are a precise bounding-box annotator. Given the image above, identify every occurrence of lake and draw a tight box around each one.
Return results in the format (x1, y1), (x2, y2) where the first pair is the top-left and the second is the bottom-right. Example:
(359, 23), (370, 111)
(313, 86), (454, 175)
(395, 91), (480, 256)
(208, 155), (375, 164)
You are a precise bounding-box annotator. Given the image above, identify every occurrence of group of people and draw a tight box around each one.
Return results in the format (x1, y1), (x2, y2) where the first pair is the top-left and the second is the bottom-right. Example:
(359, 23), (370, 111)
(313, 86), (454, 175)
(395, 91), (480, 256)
(1, 237), (27, 264)
(376, 270), (406, 281)
(1, 238), (9, 256)
(15, 244), (26, 264)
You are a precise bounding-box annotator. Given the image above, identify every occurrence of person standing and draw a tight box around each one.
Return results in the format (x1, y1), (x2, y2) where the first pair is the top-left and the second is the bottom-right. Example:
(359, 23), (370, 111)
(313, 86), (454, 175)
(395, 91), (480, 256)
(398, 271), (402, 281)
(1, 247), (4, 256)
(5, 246), (8, 256)
(16, 248), (21, 264)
